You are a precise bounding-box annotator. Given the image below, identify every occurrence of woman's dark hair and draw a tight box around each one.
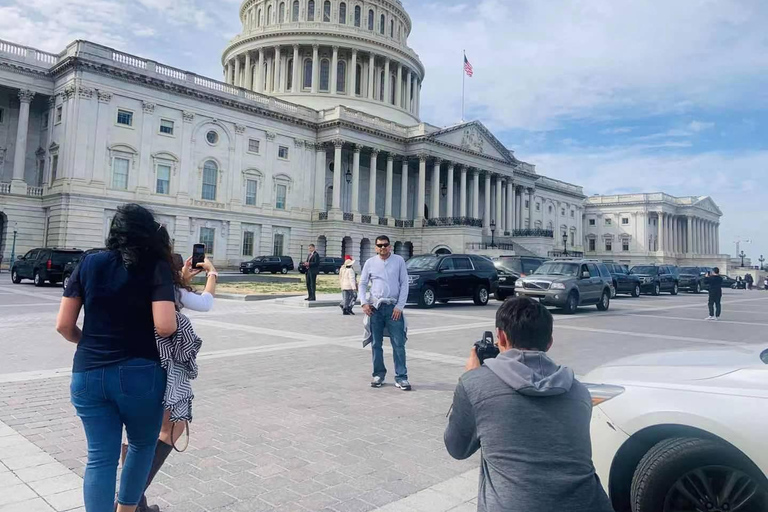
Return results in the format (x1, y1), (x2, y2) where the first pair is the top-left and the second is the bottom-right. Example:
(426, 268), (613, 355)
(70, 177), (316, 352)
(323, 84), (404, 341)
(106, 203), (184, 290)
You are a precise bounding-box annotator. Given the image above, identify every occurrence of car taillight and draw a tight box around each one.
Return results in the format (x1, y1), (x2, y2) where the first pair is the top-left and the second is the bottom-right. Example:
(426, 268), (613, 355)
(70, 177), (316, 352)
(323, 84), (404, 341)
(584, 384), (625, 406)
(47, 260), (52, 270)
(520, 273), (526, 277)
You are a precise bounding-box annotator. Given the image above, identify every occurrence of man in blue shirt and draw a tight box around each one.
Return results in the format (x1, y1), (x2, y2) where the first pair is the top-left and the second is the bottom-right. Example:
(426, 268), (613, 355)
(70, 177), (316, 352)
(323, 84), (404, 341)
(359, 235), (411, 390)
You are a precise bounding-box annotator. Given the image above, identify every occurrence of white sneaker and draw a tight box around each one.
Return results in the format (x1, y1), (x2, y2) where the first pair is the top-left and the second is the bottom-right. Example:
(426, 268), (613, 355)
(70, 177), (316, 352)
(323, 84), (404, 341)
(714, 317), (719, 321)
(705, 316), (714, 320)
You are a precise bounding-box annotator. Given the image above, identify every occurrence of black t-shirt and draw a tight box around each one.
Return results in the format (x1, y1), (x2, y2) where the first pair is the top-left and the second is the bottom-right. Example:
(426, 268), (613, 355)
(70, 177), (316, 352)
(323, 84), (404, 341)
(704, 275), (723, 295)
(64, 250), (176, 372)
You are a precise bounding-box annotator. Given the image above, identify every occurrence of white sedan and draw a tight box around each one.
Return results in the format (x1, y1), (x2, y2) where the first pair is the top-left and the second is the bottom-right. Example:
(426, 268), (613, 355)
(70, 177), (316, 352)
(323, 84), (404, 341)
(584, 346), (768, 512)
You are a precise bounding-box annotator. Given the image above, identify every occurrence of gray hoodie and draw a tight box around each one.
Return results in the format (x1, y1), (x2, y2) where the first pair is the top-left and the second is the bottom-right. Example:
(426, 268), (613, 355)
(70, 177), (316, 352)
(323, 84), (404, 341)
(444, 349), (613, 512)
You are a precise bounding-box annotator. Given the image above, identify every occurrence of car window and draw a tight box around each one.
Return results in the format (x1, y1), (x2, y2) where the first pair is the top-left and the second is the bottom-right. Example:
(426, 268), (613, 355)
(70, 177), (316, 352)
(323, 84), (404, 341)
(581, 264), (591, 277)
(596, 263), (611, 278)
(406, 255), (439, 271)
(52, 251), (82, 265)
(23, 250), (38, 260)
(535, 262), (579, 276)
(614, 265), (626, 275)
(587, 263), (600, 276)
(499, 257), (523, 273)
(439, 258), (455, 271)
(630, 266), (658, 275)
(454, 257), (473, 270)
(37, 250), (51, 261)
(521, 258), (543, 274)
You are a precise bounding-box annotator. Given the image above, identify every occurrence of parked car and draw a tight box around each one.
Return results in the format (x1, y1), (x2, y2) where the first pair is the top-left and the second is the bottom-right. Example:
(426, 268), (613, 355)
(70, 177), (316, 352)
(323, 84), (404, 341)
(297, 257), (345, 274)
(62, 248), (107, 289)
(406, 253), (499, 308)
(678, 266), (709, 293)
(721, 274), (737, 288)
(11, 248), (83, 287)
(604, 263), (641, 297)
(584, 346), (768, 512)
(493, 256), (548, 300)
(514, 258), (613, 314)
(239, 255), (295, 274)
(630, 264), (679, 296)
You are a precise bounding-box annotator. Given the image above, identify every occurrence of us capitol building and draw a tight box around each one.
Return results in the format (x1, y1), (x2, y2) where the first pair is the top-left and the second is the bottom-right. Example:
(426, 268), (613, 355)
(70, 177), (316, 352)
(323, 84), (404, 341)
(0, 0), (726, 269)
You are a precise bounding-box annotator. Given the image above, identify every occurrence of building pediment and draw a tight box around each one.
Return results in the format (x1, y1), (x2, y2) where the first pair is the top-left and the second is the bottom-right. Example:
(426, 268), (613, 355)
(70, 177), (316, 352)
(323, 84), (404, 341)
(692, 196), (722, 216)
(426, 121), (514, 163)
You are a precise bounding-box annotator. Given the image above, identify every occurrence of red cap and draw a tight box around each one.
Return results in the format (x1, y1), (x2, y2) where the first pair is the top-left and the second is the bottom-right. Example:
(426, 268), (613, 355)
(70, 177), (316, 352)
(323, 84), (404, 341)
(345, 255), (352, 260)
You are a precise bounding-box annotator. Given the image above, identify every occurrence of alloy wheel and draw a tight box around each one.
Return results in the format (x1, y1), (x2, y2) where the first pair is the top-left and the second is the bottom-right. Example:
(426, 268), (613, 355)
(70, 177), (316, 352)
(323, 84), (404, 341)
(663, 465), (763, 512)
(423, 288), (435, 307)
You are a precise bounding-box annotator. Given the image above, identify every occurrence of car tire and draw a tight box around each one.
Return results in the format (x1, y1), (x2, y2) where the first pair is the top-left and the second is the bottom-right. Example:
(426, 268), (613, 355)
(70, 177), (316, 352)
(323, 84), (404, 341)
(34, 272), (44, 287)
(597, 289), (610, 311)
(473, 285), (490, 306)
(11, 270), (21, 284)
(281, 267), (288, 274)
(652, 283), (661, 296)
(630, 437), (768, 512)
(631, 284), (640, 297)
(670, 283), (679, 295)
(611, 281), (618, 298)
(63, 275), (70, 290)
(419, 285), (436, 308)
(334, 268), (340, 275)
(694, 282), (701, 294)
(253, 267), (260, 274)
(562, 291), (579, 314)
(495, 291), (507, 301)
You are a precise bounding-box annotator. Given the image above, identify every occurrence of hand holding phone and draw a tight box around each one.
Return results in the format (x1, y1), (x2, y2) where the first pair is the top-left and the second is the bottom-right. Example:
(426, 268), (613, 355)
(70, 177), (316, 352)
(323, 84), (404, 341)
(192, 244), (206, 269)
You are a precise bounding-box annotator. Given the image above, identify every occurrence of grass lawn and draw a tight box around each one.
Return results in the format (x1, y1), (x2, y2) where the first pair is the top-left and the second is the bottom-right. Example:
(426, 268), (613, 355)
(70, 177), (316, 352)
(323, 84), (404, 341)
(216, 274), (342, 295)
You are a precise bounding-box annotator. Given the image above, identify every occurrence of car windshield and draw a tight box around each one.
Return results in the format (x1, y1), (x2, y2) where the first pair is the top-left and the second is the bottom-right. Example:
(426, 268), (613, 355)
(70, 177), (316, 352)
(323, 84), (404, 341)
(631, 266), (658, 275)
(679, 267), (700, 274)
(533, 262), (579, 276)
(406, 255), (439, 271)
(51, 251), (83, 265)
(496, 258), (523, 273)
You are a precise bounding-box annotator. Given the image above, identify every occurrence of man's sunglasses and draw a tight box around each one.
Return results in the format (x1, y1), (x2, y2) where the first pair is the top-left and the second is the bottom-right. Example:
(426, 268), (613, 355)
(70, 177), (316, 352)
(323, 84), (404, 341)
(376, 243), (390, 248)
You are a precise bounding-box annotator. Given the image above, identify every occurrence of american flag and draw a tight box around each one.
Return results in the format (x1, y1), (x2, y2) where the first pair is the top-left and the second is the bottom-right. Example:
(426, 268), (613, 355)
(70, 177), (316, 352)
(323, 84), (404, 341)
(464, 55), (473, 77)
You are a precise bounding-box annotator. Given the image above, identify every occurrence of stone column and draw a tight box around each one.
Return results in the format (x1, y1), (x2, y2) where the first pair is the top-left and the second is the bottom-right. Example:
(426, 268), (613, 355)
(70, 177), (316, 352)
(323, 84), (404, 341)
(417, 154), (427, 222)
(516, 187), (523, 229)
(508, 182), (515, 232)
(350, 49), (358, 96)
(330, 46), (339, 95)
(483, 173), (492, 232)
(400, 158), (409, 219)
(459, 166), (467, 217)
(669, 215), (675, 253)
(351, 144), (361, 213)
(292, 45), (300, 93)
(314, 144), (327, 210)
(11, 90), (35, 192)
(384, 59), (391, 104)
(234, 57), (241, 87)
(500, 181), (506, 233)
(715, 223), (720, 254)
(332, 139), (343, 211)
(256, 49), (264, 92)
(368, 53), (375, 99)
(496, 177), (503, 233)
(406, 69), (412, 112)
(385, 154), (394, 218)
(244, 52), (252, 90)
(396, 63), (403, 108)
(686, 216), (693, 254)
(415, 80), (421, 116)
(659, 213), (665, 253)
(274, 46), (282, 92)
(431, 159), (441, 219)
(446, 163), (455, 218)
(311, 44), (320, 94)
(472, 170), (480, 219)
(527, 188), (535, 228)
(225, 61), (231, 84)
(368, 149), (378, 215)
(265, 54), (273, 93)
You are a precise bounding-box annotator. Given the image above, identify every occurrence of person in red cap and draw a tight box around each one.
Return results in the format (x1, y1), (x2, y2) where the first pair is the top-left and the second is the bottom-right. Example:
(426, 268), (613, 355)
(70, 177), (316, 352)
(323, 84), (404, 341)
(339, 255), (358, 315)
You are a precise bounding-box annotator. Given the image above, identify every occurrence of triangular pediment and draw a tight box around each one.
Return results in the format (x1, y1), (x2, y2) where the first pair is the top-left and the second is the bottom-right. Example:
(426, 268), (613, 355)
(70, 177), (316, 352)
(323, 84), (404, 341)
(427, 121), (514, 163)
(692, 196), (722, 216)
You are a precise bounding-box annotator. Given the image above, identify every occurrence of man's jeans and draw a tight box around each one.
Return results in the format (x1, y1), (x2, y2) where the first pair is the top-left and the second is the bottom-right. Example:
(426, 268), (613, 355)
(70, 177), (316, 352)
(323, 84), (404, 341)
(70, 358), (166, 511)
(370, 303), (407, 382)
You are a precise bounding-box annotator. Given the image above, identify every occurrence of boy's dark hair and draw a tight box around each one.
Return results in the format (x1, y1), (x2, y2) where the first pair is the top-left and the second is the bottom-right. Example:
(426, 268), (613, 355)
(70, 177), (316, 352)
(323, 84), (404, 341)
(713, 267), (720, 274)
(495, 297), (554, 351)
(375, 235), (390, 244)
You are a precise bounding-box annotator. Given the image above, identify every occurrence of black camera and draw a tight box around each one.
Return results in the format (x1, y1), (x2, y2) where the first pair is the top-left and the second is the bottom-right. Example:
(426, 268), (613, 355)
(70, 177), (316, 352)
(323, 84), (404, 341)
(474, 331), (500, 364)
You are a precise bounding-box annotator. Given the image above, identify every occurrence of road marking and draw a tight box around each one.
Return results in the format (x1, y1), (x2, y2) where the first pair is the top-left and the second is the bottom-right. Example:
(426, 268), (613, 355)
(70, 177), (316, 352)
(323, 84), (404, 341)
(555, 324), (744, 346)
(620, 313), (768, 327)
(0, 303), (61, 308)
(0, 288), (62, 302)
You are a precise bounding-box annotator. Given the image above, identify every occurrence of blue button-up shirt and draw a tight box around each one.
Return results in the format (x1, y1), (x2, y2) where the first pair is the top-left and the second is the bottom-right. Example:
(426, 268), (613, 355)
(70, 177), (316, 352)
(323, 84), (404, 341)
(359, 253), (409, 311)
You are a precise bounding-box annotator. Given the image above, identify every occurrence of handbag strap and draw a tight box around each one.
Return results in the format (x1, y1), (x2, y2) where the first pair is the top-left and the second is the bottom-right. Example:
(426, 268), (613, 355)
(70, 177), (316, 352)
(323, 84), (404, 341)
(170, 421), (190, 453)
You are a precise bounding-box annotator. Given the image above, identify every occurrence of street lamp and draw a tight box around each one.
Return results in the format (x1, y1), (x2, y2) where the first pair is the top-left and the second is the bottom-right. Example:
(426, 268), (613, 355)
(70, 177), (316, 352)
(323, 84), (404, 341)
(759, 255), (765, 271)
(440, 182), (447, 197)
(562, 232), (569, 257)
(739, 250), (746, 267)
(344, 168), (352, 184)
(10, 224), (18, 269)
(490, 220), (496, 248)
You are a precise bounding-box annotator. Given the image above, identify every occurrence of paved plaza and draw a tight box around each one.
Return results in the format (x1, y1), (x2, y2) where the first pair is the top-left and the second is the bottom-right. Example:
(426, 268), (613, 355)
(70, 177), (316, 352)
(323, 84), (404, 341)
(0, 280), (767, 512)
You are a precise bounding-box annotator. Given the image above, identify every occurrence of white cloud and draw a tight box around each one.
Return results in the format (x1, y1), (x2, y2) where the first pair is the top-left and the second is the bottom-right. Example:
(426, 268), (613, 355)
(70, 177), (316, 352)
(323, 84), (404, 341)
(600, 127), (634, 135)
(688, 120), (716, 132)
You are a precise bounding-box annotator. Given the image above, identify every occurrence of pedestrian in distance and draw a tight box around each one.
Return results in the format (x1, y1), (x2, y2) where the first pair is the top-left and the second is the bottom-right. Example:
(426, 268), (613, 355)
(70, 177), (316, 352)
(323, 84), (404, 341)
(301, 243), (320, 301)
(704, 267), (724, 320)
(359, 235), (411, 390)
(339, 255), (358, 315)
(444, 297), (613, 512)
(745, 272), (754, 290)
(56, 204), (178, 512)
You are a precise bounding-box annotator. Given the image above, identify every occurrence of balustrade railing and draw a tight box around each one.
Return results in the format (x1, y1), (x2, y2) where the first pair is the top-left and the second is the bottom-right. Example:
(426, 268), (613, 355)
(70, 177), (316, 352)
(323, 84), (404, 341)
(343, 213), (354, 222)
(0, 183), (10, 195)
(512, 229), (554, 238)
(361, 215), (372, 224)
(395, 220), (414, 228)
(318, 211), (328, 220)
(378, 217), (389, 226)
(424, 217), (483, 228)
(26, 186), (44, 197)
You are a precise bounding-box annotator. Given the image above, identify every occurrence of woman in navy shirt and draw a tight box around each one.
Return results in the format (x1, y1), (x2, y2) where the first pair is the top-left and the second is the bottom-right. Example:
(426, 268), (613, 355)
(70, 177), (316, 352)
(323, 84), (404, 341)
(57, 204), (179, 512)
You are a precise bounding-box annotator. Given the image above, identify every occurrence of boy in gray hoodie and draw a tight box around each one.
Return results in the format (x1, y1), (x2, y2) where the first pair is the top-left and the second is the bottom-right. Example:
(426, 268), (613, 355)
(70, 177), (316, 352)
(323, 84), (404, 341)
(444, 297), (613, 512)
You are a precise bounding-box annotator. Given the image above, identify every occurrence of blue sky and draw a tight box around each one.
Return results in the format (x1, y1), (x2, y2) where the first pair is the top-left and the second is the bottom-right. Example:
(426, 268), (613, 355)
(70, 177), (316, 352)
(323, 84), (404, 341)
(2, 0), (767, 263)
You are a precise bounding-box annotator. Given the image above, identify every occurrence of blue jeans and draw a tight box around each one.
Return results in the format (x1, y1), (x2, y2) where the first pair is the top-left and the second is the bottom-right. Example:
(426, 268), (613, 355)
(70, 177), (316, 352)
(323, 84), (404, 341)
(70, 358), (166, 511)
(370, 303), (407, 382)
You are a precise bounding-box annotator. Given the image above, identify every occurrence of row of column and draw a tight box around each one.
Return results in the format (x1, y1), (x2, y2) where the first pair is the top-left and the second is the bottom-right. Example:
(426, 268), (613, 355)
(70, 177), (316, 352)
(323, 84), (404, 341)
(225, 46), (421, 115)
(658, 212), (719, 255)
(8, 89), (36, 193)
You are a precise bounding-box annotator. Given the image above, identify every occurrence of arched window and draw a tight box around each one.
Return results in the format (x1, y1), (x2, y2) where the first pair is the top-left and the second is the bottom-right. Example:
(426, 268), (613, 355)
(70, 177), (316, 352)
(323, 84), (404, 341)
(263, 62), (269, 90)
(390, 73), (396, 104)
(323, 0), (331, 22)
(390, 19), (394, 37)
(279, 2), (285, 23)
(320, 59), (330, 91)
(398, 25), (401, 40)
(368, 9), (374, 30)
(355, 64), (362, 95)
(303, 58), (313, 89)
(354, 5), (361, 26)
(202, 160), (218, 201)
(292, 0), (299, 21)
(339, 2), (346, 24)
(379, 69), (384, 100)
(257, 8), (262, 26)
(287, 59), (294, 91)
(307, 0), (315, 21)
(266, 5), (272, 24)
(337, 60), (346, 93)
(380, 14), (385, 34)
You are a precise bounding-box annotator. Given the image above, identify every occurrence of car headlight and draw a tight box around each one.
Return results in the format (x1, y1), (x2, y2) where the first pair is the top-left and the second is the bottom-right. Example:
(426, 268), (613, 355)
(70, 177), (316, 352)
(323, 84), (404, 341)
(515, 280), (524, 288)
(584, 384), (625, 406)
(408, 275), (419, 285)
(550, 283), (566, 290)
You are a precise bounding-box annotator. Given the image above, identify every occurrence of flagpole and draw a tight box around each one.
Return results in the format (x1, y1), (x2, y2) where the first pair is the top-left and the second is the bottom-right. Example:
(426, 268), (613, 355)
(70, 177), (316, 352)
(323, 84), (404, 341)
(461, 50), (465, 123)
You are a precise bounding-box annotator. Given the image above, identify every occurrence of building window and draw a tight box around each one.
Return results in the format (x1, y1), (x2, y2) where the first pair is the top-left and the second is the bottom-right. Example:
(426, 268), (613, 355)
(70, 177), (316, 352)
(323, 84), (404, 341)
(548, 205), (552, 213)
(202, 160), (218, 200)
(622, 241), (630, 251)
(390, 73), (396, 104)
(355, 64), (362, 95)
(112, 157), (130, 189)
(159, 119), (174, 135)
(245, 179), (258, 205)
(242, 231), (255, 256)
(605, 240), (612, 251)
(339, 2), (346, 23)
(278, 146), (289, 159)
(50, 154), (59, 182)
(561, 208), (565, 216)
(589, 239), (596, 252)
(571, 210), (575, 218)
(267, 5), (272, 24)
(42, 112), (49, 129)
(605, 218), (612, 226)
(570, 233), (575, 247)
(257, 7), (262, 26)
(379, 70), (385, 100)
(398, 25), (401, 40)
(292, 0), (299, 21)
(621, 217), (629, 225)
(354, 5), (361, 26)
(156, 164), (171, 194)
(307, 0), (315, 21)
(589, 218), (595, 226)
(323, 0), (331, 21)
(320, 59), (330, 91)
(206, 130), (219, 145)
(273, 233), (285, 256)
(199, 227), (215, 255)
(276, 184), (287, 209)
(116, 109), (133, 126)
(36, 158), (45, 186)
(0, 107), (4, 124)
(535, 202), (540, 211)
(390, 19), (394, 37)
(368, 9), (374, 30)
(279, 1), (285, 22)
(303, 59), (313, 89)
(248, 139), (260, 154)
(525, 200), (529, 209)
(337, 60), (346, 93)
(379, 14), (385, 34)
(287, 59), (293, 90)
(55, 106), (63, 124)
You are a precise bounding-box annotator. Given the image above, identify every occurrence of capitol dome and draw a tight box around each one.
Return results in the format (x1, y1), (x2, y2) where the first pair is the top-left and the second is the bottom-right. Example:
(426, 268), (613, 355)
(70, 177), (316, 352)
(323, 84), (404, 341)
(222, 0), (425, 125)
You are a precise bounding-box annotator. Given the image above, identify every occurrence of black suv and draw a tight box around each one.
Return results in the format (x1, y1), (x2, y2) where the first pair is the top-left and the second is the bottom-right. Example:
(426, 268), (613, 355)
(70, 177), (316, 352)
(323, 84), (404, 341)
(12, 248), (83, 287)
(406, 254), (499, 308)
(604, 263), (641, 297)
(629, 264), (679, 296)
(298, 257), (345, 275)
(240, 255), (295, 274)
(493, 256), (548, 300)
(62, 248), (107, 289)
(678, 266), (710, 293)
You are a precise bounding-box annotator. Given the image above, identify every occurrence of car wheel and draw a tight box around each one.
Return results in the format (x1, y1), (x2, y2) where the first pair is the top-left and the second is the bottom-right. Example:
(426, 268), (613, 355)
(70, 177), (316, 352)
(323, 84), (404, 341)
(63, 275), (70, 290)
(670, 283), (679, 295)
(597, 289), (610, 311)
(33, 272), (44, 287)
(281, 267), (288, 274)
(419, 286), (436, 308)
(334, 268), (340, 275)
(11, 270), (21, 284)
(253, 267), (260, 274)
(562, 291), (578, 314)
(694, 282), (701, 294)
(652, 283), (661, 296)
(631, 437), (768, 512)
(611, 281), (617, 298)
(473, 285), (489, 306)
(631, 284), (641, 297)
(495, 291), (507, 301)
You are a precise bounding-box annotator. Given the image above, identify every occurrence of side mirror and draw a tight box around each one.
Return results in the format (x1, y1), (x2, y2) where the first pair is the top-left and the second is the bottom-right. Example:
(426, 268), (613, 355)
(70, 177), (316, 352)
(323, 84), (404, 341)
(581, 271), (590, 279)
(17, 256), (23, 261)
